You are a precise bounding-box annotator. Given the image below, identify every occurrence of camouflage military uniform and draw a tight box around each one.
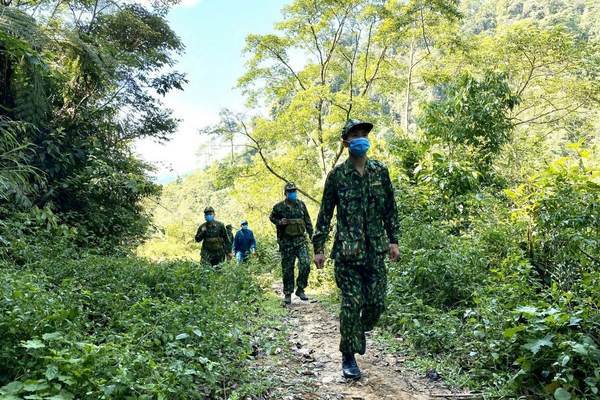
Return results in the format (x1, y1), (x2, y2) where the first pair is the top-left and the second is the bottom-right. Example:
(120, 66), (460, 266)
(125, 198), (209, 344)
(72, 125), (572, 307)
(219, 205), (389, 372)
(312, 158), (399, 354)
(225, 225), (234, 251)
(270, 199), (314, 295)
(195, 220), (231, 266)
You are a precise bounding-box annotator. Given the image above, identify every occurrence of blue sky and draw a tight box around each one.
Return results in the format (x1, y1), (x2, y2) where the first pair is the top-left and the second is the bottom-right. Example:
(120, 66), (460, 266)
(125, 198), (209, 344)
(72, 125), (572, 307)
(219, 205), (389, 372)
(134, 0), (289, 181)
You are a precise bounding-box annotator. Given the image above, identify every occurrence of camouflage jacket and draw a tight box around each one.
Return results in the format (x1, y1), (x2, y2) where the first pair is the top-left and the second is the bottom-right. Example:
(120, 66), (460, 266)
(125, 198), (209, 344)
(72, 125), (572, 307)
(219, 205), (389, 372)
(312, 158), (399, 262)
(195, 220), (231, 256)
(270, 199), (314, 247)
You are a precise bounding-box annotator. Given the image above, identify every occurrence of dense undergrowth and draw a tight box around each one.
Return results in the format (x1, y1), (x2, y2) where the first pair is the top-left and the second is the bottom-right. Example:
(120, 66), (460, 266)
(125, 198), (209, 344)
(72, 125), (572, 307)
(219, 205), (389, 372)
(0, 232), (286, 400)
(379, 150), (600, 399)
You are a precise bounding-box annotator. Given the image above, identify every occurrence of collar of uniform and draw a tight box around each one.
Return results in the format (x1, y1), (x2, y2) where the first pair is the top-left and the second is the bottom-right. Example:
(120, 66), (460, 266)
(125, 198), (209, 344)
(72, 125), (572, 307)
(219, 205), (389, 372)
(342, 157), (374, 176)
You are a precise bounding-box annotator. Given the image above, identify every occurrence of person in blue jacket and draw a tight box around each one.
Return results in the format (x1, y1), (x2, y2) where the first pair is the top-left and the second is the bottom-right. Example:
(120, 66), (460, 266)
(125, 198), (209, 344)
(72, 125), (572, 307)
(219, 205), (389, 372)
(233, 220), (256, 263)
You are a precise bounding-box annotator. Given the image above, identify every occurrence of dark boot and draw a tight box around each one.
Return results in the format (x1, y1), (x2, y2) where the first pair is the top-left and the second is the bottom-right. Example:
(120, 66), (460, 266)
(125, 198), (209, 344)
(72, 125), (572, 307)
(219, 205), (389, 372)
(284, 294), (291, 305)
(342, 353), (361, 380)
(295, 289), (308, 301)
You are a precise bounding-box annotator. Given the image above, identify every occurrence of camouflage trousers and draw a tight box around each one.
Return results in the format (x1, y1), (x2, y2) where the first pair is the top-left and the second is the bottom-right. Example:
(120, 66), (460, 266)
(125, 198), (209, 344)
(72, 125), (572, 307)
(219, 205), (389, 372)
(334, 255), (387, 355)
(280, 241), (311, 295)
(201, 251), (225, 267)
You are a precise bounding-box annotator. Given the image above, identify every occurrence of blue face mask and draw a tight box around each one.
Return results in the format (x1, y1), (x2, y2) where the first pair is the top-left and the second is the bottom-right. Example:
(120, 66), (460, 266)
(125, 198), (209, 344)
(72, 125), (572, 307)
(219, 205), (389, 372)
(286, 191), (298, 201)
(205, 214), (214, 222)
(348, 137), (370, 157)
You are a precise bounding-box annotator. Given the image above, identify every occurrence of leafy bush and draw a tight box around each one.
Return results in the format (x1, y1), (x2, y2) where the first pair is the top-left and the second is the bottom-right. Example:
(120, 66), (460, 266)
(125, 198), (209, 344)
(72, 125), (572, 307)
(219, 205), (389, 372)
(0, 255), (282, 399)
(382, 147), (599, 398)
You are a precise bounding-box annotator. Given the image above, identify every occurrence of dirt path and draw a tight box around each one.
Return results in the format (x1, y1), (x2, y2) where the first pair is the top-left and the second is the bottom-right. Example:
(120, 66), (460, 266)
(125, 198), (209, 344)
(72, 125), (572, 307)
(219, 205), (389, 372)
(262, 284), (462, 400)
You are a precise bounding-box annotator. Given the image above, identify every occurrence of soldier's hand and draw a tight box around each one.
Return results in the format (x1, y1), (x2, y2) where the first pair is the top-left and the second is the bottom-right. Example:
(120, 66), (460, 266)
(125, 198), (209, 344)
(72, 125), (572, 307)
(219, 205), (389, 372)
(227, 252), (233, 261)
(280, 218), (289, 225)
(314, 253), (326, 269)
(389, 244), (400, 262)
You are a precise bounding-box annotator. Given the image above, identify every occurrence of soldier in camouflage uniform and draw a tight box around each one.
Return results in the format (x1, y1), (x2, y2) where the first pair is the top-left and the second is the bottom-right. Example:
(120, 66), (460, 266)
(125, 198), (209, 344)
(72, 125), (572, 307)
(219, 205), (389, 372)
(195, 206), (233, 266)
(225, 224), (234, 251)
(313, 120), (400, 380)
(270, 182), (314, 305)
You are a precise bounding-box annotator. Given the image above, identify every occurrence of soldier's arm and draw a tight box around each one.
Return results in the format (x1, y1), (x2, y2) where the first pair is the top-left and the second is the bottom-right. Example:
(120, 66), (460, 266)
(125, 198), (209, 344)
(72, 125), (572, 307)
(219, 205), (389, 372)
(269, 205), (282, 225)
(194, 225), (204, 242)
(382, 166), (400, 244)
(301, 201), (314, 238)
(312, 171), (337, 254)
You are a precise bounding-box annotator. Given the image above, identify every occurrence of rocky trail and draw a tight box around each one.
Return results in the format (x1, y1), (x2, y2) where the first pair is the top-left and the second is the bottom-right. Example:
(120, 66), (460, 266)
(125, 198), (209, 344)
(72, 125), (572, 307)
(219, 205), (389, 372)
(258, 284), (476, 400)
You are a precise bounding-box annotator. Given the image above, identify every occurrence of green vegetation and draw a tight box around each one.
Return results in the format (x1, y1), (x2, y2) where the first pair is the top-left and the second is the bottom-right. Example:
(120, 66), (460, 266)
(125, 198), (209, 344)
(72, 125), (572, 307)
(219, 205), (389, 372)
(2, 0), (599, 399)
(1, 245), (285, 399)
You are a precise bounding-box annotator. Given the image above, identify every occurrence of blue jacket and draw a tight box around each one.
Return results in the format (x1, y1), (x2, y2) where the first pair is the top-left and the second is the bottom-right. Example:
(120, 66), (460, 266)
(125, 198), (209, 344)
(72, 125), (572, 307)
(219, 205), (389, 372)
(233, 229), (256, 254)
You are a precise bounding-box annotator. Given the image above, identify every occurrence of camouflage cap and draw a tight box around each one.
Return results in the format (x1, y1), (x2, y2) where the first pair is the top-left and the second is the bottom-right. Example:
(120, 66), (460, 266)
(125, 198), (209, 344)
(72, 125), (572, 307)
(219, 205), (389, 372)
(284, 182), (297, 192)
(240, 220), (248, 226)
(204, 206), (215, 214)
(341, 119), (373, 139)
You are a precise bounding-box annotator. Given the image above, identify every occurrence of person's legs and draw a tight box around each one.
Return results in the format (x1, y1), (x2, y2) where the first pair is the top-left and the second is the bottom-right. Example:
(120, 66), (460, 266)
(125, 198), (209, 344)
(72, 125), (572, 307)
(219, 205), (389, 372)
(361, 255), (387, 332)
(334, 261), (365, 355)
(281, 249), (296, 295)
(295, 243), (311, 292)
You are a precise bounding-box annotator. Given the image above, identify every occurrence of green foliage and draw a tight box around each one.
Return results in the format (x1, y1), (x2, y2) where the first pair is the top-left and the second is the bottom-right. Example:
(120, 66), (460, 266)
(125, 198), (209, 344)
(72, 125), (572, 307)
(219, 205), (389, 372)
(0, 253), (283, 399)
(382, 145), (599, 398)
(421, 71), (518, 164)
(0, 118), (38, 204)
(0, 0), (186, 248)
(505, 143), (599, 289)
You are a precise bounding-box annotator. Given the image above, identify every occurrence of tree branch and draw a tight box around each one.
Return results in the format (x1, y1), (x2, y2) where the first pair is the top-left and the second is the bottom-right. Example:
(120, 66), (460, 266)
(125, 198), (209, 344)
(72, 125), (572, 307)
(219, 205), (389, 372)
(260, 43), (307, 91)
(363, 18), (375, 87)
(362, 45), (388, 96)
(419, 7), (431, 55)
(330, 142), (345, 170)
(236, 117), (320, 204)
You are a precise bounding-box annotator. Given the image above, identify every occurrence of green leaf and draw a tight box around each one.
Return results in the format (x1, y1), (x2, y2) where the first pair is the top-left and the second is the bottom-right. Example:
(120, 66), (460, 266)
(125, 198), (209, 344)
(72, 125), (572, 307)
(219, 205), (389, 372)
(46, 391), (75, 400)
(571, 343), (588, 356)
(57, 375), (75, 386)
(1, 381), (24, 395)
(22, 340), (45, 349)
(515, 306), (538, 316)
(23, 380), (49, 392)
(503, 325), (525, 339)
(554, 388), (571, 400)
(42, 332), (62, 341)
(522, 335), (554, 354)
(45, 365), (59, 381)
(175, 333), (189, 340)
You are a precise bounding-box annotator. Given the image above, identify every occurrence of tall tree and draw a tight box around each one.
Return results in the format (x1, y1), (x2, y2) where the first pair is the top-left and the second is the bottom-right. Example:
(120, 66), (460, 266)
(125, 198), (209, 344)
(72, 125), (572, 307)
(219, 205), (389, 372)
(0, 0), (186, 247)
(205, 0), (461, 200)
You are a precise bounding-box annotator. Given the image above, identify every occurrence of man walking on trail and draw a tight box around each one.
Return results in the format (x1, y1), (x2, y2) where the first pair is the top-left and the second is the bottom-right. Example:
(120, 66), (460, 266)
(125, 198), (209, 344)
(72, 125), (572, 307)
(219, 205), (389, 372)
(194, 206), (232, 266)
(270, 182), (314, 305)
(233, 220), (256, 263)
(312, 120), (400, 380)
